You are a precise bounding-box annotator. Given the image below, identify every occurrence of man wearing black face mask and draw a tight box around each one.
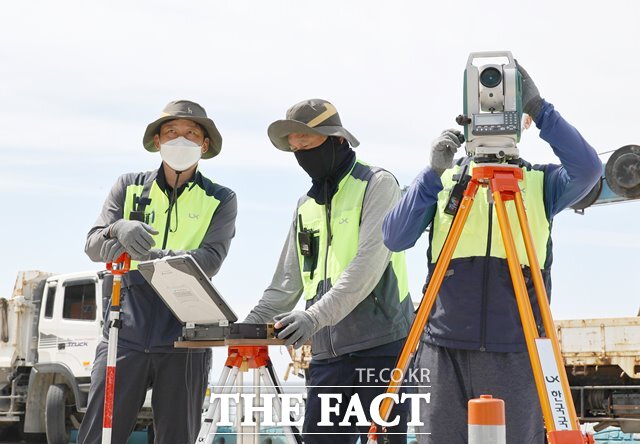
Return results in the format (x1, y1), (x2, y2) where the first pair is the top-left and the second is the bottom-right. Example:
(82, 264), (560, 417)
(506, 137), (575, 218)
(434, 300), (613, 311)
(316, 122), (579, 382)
(244, 99), (414, 444)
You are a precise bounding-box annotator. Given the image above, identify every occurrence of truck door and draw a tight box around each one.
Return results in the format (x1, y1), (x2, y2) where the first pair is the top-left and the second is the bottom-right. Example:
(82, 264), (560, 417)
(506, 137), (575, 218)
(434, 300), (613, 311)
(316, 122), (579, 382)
(38, 275), (102, 378)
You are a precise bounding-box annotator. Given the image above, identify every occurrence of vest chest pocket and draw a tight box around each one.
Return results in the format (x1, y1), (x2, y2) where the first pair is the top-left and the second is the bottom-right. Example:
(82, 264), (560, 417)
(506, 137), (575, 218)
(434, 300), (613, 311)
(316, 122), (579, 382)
(299, 231), (320, 277)
(298, 214), (321, 278)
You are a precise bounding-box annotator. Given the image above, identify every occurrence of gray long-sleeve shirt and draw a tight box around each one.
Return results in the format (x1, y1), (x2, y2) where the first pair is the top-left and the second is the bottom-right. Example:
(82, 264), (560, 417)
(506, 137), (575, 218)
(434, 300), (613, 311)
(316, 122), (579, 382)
(244, 167), (401, 330)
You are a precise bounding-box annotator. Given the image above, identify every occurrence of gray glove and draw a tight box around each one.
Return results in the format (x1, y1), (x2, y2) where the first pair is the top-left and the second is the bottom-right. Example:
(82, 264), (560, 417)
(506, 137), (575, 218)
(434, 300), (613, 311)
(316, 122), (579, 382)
(100, 238), (126, 263)
(430, 129), (464, 176)
(129, 248), (174, 262)
(517, 63), (544, 121)
(128, 248), (157, 262)
(274, 310), (318, 349)
(110, 220), (159, 258)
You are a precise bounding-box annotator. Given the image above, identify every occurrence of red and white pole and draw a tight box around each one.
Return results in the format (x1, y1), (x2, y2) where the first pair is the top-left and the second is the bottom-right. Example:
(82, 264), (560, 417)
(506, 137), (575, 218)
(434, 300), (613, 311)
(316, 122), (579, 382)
(102, 254), (130, 444)
(468, 395), (506, 444)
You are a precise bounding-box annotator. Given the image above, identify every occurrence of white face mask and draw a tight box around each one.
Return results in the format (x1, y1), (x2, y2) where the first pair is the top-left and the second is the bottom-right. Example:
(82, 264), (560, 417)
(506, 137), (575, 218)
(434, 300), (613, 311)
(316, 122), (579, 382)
(159, 137), (203, 172)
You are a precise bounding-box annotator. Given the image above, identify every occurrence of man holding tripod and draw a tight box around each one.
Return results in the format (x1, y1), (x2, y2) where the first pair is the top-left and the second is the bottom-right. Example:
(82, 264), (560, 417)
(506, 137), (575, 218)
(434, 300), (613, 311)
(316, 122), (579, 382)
(382, 64), (601, 442)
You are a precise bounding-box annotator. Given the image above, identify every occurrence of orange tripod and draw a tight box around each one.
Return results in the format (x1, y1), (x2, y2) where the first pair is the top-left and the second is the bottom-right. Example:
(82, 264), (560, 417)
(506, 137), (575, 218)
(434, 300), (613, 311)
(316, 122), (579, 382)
(197, 345), (303, 444)
(367, 163), (592, 444)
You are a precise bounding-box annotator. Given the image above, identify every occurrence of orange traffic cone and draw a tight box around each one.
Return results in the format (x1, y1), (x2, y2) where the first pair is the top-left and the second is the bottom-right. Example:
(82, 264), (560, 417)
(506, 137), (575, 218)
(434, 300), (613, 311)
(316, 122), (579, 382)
(468, 395), (506, 444)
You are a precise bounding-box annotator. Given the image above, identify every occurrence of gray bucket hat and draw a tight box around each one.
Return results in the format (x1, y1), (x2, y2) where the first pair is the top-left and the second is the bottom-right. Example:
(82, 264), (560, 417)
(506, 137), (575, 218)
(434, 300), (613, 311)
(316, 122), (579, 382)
(142, 100), (223, 159)
(267, 98), (360, 151)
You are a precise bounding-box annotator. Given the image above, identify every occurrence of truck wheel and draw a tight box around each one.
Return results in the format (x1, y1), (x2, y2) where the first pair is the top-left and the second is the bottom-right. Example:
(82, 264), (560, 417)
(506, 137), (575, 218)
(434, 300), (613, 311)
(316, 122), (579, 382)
(45, 384), (71, 444)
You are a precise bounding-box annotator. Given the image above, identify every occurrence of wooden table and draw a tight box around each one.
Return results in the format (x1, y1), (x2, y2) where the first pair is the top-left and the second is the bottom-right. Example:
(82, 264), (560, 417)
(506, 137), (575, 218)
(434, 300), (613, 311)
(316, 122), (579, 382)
(174, 338), (286, 348)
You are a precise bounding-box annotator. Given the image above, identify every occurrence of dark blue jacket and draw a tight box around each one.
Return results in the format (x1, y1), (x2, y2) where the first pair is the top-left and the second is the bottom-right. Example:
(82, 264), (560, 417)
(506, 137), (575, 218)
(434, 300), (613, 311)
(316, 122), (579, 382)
(382, 102), (602, 352)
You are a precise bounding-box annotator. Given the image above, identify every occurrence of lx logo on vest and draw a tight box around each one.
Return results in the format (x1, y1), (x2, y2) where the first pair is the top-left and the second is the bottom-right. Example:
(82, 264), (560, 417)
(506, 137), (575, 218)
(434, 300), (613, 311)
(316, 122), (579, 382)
(189, 213), (199, 220)
(339, 218), (349, 224)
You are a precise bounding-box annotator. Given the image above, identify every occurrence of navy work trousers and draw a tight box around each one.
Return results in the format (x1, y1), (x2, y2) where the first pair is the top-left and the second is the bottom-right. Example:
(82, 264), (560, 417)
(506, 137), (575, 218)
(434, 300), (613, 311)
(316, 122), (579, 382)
(77, 341), (211, 444)
(303, 354), (409, 444)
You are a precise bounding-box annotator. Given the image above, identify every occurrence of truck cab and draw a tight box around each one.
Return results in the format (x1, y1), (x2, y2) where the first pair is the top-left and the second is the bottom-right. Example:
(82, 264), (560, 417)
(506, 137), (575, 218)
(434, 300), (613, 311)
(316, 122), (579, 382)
(23, 270), (109, 443)
(0, 270), (152, 444)
(37, 271), (103, 379)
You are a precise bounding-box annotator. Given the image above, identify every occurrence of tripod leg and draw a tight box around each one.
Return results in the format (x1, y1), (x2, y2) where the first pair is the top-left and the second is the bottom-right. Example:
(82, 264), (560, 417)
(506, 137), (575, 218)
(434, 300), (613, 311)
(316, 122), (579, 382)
(197, 366), (240, 444)
(198, 365), (231, 444)
(492, 191), (579, 439)
(253, 368), (260, 444)
(265, 360), (303, 444)
(258, 366), (300, 444)
(368, 180), (481, 441)
(213, 367), (241, 442)
(513, 192), (580, 429)
(236, 370), (246, 444)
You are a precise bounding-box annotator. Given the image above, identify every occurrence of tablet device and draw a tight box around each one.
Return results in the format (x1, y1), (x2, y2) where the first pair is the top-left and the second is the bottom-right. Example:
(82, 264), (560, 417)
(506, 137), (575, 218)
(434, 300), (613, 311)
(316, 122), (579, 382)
(137, 255), (238, 325)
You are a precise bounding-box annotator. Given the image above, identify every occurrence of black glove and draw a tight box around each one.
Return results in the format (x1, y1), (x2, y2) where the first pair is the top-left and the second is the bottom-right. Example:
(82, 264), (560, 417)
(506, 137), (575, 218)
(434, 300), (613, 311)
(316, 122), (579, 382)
(517, 62), (544, 121)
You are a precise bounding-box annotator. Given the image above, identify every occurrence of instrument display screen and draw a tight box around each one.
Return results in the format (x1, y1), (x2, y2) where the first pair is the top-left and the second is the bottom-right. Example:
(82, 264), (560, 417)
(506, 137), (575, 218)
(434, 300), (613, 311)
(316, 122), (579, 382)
(475, 113), (505, 125)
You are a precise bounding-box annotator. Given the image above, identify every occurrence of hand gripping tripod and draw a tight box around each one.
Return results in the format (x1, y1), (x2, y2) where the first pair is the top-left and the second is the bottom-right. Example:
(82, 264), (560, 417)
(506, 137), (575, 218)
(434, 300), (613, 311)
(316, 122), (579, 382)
(367, 164), (592, 444)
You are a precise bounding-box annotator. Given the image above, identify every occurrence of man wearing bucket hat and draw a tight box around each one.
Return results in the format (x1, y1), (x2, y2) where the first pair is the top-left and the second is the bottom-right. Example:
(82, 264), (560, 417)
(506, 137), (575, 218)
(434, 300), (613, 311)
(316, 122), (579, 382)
(244, 99), (414, 443)
(78, 100), (237, 444)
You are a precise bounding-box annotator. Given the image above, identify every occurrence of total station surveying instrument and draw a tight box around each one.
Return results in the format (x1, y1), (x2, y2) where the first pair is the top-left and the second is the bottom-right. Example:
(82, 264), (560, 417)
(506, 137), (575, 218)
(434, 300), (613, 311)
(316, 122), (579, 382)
(457, 50), (523, 162)
(366, 51), (593, 444)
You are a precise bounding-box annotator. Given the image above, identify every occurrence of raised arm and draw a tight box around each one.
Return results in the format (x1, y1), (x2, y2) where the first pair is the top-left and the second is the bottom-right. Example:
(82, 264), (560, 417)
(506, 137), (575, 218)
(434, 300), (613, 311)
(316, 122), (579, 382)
(383, 129), (464, 251)
(518, 64), (601, 218)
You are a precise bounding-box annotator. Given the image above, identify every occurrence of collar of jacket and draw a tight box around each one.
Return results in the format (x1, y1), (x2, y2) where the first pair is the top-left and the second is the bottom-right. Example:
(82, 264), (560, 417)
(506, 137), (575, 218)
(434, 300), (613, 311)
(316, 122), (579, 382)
(155, 163), (201, 197)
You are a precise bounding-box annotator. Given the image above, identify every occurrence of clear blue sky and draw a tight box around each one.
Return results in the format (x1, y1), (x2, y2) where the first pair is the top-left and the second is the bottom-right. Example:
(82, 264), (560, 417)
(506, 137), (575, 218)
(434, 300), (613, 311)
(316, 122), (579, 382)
(1, 1), (639, 376)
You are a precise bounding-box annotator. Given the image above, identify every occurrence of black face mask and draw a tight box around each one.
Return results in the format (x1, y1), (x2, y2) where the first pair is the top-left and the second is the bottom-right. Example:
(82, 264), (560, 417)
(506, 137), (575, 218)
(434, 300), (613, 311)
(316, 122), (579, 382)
(295, 137), (356, 204)
(294, 137), (336, 180)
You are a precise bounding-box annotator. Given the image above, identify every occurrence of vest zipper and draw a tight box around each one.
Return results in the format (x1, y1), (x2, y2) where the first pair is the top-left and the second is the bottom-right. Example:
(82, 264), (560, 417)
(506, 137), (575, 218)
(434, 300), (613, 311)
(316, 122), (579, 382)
(147, 180), (167, 351)
(480, 202), (493, 352)
(161, 190), (175, 249)
(150, 173), (201, 351)
(323, 182), (338, 358)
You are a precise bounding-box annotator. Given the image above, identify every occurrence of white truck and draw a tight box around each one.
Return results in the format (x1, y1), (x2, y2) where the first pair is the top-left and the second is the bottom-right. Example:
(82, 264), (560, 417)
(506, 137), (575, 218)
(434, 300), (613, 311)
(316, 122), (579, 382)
(558, 316), (640, 434)
(0, 270), (152, 444)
